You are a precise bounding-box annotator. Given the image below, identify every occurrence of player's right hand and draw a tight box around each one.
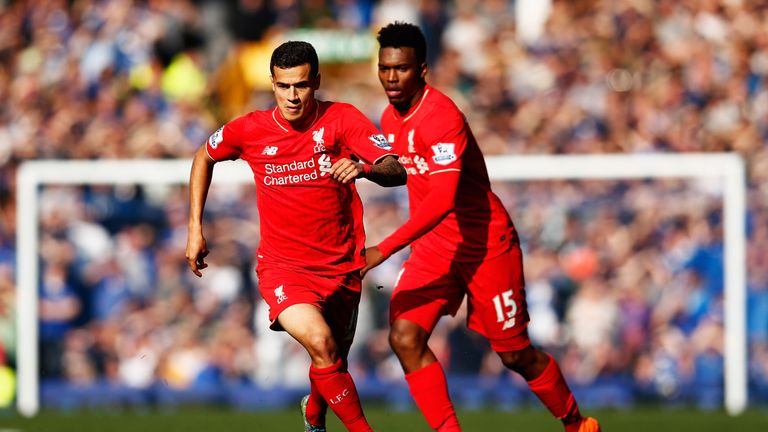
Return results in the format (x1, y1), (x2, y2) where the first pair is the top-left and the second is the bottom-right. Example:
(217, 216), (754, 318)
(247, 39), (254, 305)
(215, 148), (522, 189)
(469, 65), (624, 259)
(185, 233), (209, 277)
(329, 157), (363, 184)
(361, 245), (385, 278)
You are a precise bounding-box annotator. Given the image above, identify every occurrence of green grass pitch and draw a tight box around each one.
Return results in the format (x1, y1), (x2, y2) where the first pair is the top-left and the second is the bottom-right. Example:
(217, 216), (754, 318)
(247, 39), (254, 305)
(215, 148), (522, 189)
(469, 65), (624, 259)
(1, 407), (767, 431)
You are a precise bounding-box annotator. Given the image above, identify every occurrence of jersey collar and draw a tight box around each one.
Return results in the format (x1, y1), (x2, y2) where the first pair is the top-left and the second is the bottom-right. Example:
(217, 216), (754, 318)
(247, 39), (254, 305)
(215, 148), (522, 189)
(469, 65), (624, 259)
(272, 99), (321, 132)
(392, 85), (430, 122)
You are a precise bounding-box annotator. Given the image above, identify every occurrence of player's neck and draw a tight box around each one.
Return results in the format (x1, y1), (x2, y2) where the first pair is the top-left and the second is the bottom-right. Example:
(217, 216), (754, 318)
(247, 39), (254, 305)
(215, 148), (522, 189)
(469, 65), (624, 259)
(394, 84), (427, 116)
(285, 99), (319, 130)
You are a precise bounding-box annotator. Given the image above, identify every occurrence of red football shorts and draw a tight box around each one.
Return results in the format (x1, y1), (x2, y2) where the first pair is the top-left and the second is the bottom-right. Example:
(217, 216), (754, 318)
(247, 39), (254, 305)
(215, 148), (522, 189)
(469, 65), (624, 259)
(390, 244), (531, 352)
(257, 267), (361, 347)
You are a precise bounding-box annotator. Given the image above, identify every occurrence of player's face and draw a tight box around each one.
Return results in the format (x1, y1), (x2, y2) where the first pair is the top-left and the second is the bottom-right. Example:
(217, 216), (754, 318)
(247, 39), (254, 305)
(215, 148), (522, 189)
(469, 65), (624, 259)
(378, 46), (427, 112)
(271, 63), (320, 126)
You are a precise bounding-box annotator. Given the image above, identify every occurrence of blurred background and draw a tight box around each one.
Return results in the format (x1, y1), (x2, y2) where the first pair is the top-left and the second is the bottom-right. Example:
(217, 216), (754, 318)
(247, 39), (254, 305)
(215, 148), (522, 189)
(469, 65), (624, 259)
(0, 0), (767, 418)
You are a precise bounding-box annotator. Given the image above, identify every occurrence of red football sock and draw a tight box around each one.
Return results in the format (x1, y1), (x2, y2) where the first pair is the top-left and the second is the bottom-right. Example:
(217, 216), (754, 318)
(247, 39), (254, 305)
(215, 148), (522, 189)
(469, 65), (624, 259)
(405, 362), (461, 431)
(526, 354), (582, 430)
(309, 359), (372, 432)
(305, 379), (328, 426)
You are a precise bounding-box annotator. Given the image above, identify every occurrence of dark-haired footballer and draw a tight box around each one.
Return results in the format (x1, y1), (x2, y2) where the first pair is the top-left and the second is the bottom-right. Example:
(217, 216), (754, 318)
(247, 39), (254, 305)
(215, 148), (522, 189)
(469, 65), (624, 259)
(186, 41), (405, 432)
(361, 22), (600, 432)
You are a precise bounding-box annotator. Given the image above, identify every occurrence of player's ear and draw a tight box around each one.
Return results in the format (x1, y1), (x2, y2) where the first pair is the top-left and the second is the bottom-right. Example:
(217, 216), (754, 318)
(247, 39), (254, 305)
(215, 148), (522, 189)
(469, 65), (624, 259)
(420, 63), (428, 80)
(312, 73), (321, 90)
(270, 74), (276, 92)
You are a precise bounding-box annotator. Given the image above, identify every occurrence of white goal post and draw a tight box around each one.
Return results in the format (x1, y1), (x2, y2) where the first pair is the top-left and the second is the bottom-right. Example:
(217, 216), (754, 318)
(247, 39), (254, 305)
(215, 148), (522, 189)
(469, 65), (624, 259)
(15, 153), (747, 417)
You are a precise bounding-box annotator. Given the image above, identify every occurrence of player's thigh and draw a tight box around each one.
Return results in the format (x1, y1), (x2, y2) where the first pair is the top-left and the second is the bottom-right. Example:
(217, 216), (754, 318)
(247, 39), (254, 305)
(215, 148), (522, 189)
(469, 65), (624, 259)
(258, 267), (322, 330)
(276, 302), (333, 347)
(323, 272), (362, 355)
(461, 246), (531, 352)
(257, 267), (360, 344)
(390, 250), (463, 334)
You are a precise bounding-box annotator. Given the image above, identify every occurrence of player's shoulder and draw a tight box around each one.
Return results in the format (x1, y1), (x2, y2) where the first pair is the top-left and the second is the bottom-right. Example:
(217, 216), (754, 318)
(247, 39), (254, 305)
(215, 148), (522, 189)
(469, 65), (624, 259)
(318, 100), (372, 130)
(419, 86), (464, 126)
(320, 100), (362, 116)
(226, 109), (272, 132)
(423, 86), (462, 116)
(228, 110), (271, 126)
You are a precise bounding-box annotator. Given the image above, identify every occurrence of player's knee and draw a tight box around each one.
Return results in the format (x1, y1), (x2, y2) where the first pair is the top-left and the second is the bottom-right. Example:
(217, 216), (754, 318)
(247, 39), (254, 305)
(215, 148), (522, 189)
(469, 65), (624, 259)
(388, 327), (426, 355)
(498, 346), (536, 372)
(499, 350), (523, 370)
(303, 332), (338, 364)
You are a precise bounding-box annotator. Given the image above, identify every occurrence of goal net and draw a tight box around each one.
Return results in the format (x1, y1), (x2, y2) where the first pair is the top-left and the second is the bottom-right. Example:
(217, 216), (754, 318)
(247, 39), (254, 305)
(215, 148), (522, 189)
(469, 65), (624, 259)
(15, 153), (746, 417)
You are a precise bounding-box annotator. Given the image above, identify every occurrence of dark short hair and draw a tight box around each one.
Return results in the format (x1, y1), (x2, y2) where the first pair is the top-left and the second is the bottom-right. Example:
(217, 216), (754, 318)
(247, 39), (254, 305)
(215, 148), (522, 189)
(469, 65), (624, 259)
(270, 41), (319, 78)
(377, 22), (427, 66)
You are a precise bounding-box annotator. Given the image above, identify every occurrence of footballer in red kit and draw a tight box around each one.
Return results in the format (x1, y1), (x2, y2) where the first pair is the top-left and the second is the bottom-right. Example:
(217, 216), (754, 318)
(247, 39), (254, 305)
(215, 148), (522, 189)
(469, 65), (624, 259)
(207, 101), (395, 277)
(207, 100), (393, 328)
(187, 41), (406, 432)
(362, 23), (600, 432)
(377, 83), (530, 347)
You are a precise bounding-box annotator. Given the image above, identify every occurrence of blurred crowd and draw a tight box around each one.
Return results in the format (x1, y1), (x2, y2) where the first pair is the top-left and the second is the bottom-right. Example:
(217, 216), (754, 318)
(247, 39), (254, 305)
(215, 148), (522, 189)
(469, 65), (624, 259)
(1, 0), (768, 409)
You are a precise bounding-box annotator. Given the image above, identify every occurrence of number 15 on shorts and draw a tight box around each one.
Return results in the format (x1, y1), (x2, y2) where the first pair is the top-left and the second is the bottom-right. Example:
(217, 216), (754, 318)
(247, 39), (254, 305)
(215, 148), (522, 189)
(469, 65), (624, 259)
(493, 290), (517, 330)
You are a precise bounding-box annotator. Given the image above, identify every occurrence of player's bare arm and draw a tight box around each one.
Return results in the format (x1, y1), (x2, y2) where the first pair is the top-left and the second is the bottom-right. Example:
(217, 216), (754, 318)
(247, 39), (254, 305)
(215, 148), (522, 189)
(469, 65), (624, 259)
(185, 145), (216, 277)
(330, 155), (406, 186)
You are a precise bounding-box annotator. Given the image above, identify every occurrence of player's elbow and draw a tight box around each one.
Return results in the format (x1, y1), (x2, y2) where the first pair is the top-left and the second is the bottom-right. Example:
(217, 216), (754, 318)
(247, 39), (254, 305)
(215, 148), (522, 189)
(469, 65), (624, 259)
(194, 145), (216, 166)
(385, 157), (407, 186)
(191, 147), (217, 178)
(371, 156), (407, 187)
(392, 162), (407, 186)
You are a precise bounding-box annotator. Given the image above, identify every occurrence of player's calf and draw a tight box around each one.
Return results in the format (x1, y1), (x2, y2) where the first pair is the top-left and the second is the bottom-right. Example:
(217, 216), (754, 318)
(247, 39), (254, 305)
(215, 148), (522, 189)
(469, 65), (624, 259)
(501, 349), (597, 431)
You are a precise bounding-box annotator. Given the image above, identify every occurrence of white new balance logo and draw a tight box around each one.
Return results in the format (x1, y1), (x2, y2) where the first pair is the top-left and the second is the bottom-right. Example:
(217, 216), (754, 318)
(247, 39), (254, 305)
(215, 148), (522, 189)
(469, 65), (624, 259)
(274, 285), (287, 304)
(262, 146), (278, 156)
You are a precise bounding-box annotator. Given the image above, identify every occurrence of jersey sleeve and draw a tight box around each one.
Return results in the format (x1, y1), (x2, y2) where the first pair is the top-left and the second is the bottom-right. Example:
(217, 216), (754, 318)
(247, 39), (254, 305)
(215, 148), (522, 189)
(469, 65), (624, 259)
(376, 104), (468, 258)
(377, 170), (460, 258)
(205, 116), (246, 161)
(340, 104), (397, 164)
(419, 105), (467, 174)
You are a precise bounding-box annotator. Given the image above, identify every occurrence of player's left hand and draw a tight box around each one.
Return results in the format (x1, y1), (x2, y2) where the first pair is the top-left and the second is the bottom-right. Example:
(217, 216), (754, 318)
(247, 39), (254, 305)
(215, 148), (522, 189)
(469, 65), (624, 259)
(361, 246), (385, 277)
(330, 158), (363, 184)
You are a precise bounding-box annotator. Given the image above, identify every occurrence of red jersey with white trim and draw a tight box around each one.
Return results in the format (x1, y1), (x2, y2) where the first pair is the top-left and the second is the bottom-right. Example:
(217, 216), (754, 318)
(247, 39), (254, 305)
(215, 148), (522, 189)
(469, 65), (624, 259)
(379, 85), (516, 261)
(206, 100), (395, 276)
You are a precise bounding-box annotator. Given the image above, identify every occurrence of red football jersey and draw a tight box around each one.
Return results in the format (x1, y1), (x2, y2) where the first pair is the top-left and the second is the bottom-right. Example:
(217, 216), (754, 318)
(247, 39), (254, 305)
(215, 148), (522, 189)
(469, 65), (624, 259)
(379, 85), (516, 261)
(206, 101), (395, 276)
